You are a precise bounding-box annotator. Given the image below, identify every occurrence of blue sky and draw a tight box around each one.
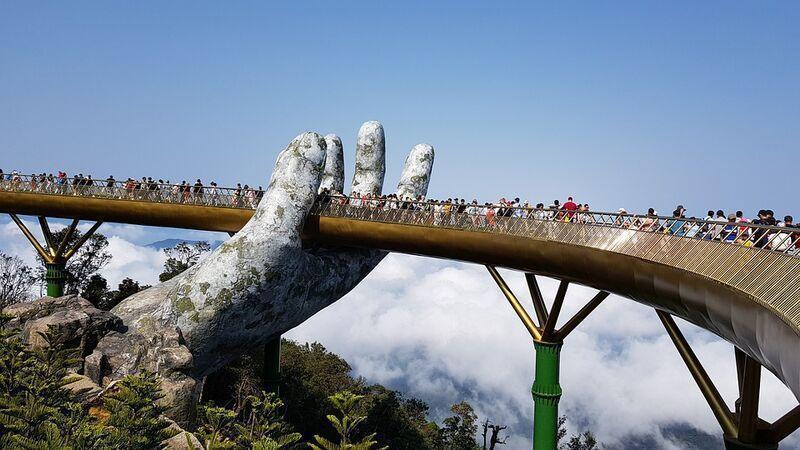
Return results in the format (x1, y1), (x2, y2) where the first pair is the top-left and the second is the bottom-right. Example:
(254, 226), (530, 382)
(2, 1), (798, 217)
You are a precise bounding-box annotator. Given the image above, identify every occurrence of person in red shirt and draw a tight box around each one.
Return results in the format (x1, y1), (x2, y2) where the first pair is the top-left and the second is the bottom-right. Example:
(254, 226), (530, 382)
(562, 196), (578, 221)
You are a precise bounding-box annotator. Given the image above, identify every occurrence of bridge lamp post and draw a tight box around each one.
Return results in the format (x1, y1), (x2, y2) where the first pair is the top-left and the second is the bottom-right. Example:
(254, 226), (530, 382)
(9, 214), (103, 297)
(486, 266), (609, 450)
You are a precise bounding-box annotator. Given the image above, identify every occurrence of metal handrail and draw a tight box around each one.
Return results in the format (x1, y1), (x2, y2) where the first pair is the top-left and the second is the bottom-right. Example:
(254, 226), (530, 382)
(311, 195), (800, 259)
(1, 173), (797, 258)
(0, 173), (262, 210)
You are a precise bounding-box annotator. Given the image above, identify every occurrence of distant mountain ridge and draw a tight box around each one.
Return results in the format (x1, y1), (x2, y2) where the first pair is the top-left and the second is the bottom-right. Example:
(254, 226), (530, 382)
(145, 238), (224, 250)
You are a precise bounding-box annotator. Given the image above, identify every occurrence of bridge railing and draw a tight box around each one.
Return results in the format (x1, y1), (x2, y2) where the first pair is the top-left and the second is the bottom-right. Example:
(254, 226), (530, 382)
(2, 173), (798, 259)
(311, 196), (800, 260)
(0, 173), (260, 210)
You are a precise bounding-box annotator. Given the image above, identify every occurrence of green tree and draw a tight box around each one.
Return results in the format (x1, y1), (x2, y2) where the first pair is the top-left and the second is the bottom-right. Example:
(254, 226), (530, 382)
(562, 431), (599, 450)
(309, 391), (387, 450)
(160, 241), (211, 282)
(0, 252), (36, 307)
(99, 371), (178, 449)
(360, 385), (440, 450)
(234, 392), (301, 449)
(440, 402), (480, 450)
(0, 319), (90, 448)
(278, 342), (356, 440)
(81, 274), (110, 307)
(205, 340), (441, 449)
(557, 415), (601, 450)
(82, 276), (149, 311)
(193, 391), (301, 450)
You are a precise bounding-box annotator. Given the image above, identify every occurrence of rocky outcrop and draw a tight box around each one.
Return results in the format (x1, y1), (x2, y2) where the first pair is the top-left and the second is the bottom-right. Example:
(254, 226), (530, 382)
(162, 417), (203, 449)
(84, 327), (200, 425)
(63, 373), (104, 402)
(2, 295), (121, 358)
(2, 295), (199, 425)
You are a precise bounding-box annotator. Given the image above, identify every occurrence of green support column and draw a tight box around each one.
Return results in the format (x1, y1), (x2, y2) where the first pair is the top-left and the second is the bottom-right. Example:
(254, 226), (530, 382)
(263, 335), (282, 394)
(532, 341), (563, 450)
(45, 262), (67, 297)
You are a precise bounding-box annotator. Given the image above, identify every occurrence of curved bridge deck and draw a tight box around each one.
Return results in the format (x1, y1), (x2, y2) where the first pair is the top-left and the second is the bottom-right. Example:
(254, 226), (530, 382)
(1, 181), (799, 402)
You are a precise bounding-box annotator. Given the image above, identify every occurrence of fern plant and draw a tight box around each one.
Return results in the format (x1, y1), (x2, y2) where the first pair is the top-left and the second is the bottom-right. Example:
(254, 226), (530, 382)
(309, 391), (387, 450)
(100, 370), (178, 449)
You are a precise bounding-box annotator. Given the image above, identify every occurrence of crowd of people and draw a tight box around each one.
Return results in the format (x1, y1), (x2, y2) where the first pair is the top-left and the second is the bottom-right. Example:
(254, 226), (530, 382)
(318, 189), (800, 255)
(0, 169), (264, 208)
(2, 169), (797, 255)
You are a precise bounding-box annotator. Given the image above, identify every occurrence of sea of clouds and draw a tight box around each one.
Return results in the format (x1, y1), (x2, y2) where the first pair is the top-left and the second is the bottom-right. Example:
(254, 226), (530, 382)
(1, 220), (798, 449)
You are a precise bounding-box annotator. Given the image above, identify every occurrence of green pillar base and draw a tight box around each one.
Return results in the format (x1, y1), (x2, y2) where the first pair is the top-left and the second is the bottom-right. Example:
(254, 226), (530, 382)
(532, 341), (563, 450)
(263, 336), (281, 394)
(45, 262), (67, 297)
(723, 436), (778, 450)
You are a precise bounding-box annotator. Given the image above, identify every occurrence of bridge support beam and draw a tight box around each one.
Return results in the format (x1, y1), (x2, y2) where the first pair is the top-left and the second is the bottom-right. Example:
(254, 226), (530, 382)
(9, 214), (102, 297)
(263, 335), (281, 394)
(486, 266), (608, 450)
(657, 310), (789, 450)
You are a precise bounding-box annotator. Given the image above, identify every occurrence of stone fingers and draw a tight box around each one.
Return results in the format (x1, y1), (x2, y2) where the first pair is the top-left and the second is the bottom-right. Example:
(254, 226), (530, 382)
(396, 143), (435, 200)
(245, 132), (327, 240)
(319, 134), (344, 194)
(350, 121), (385, 196)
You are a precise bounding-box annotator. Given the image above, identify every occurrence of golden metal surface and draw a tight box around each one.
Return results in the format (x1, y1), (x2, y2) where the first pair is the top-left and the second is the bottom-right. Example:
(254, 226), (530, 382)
(554, 291), (609, 341)
(55, 219), (80, 261)
(737, 350), (762, 442)
(485, 265), (543, 341)
(542, 281), (568, 339)
(657, 311), (738, 438)
(37, 217), (56, 256)
(9, 213), (51, 262)
(525, 273), (549, 326)
(63, 221), (103, 260)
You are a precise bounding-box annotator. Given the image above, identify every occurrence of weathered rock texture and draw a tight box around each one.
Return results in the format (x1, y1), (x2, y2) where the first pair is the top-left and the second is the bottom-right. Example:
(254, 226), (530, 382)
(397, 143), (435, 200)
(351, 121), (385, 195)
(85, 122), (434, 422)
(3, 295), (121, 357)
(320, 134), (344, 193)
(63, 373), (104, 402)
(162, 417), (202, 449)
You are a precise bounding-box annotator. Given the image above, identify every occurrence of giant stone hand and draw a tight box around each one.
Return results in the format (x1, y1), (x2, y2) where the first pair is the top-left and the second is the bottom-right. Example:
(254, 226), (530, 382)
(89, 122), (434, 420)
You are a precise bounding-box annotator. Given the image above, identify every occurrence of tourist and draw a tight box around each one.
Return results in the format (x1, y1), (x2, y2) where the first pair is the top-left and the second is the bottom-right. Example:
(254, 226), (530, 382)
(562, 196), (578, 222)
(193, 179), (204, 204)
(668, 206), (687, 236)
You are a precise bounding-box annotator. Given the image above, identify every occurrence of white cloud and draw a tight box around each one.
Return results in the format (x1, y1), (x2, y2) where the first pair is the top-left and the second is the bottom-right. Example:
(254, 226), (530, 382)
(288, 254), (800, 449)
(99, 236), (167, 287)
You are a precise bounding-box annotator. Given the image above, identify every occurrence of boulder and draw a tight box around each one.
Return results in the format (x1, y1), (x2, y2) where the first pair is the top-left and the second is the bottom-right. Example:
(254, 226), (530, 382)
(63, 373), (103, 402)
(2, 295), (122, 358)
(86, 326), (201, 425)
(162, 417), (203, 449)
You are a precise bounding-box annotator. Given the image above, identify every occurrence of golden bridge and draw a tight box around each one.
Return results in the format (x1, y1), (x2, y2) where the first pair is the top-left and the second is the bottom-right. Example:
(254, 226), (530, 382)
(1, 175), (799, 450)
